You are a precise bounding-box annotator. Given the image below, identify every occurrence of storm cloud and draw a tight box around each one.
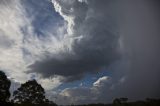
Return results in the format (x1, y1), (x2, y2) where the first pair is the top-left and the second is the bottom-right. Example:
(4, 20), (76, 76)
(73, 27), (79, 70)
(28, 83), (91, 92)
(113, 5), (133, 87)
(29, 0), (120, 82)
(35, 0), (160, 104)
(0, 0), (160, 105)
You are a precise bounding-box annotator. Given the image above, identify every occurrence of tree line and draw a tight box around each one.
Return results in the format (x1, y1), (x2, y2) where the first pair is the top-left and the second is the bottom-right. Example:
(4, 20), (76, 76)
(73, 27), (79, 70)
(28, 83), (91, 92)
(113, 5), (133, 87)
(0, 70), (57, 106)
(67, 98), (160, 106)
(0, 70), (160, 106)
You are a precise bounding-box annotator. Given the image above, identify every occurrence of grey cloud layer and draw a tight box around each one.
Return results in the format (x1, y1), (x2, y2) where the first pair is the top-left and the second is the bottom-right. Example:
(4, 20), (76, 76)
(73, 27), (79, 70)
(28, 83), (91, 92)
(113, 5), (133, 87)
(118, 0), (160, 99)
(0, 0), (160, 105)
(34, 0), (160, 104)
(29, 0), (120, 82)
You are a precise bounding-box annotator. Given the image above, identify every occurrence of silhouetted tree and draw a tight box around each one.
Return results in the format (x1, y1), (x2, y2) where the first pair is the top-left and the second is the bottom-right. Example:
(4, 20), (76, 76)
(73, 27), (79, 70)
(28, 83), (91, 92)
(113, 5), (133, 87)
(0, 71), (11, 102)
(119, 98), (128, 103)
(12, 79), (51, 105)
(113, 98), (121, 104)
(113, 98), (128, 105)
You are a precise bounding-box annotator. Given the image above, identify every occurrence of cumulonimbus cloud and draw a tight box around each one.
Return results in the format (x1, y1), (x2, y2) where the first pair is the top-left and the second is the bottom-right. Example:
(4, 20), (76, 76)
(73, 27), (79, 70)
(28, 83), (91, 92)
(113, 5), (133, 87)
(1, 0), (160, 104)
(28, 0), (120, 82)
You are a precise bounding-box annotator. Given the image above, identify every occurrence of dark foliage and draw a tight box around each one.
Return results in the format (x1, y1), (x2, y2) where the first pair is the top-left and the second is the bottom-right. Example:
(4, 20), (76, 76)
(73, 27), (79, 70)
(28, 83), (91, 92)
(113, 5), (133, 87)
(0, 71), (160, 106)
(113, 98), (128, 104)
(69, 98), (160, 106)
(0, 71), (11, 103)
(12, 79), (51, 104)
(0, 71), (57, 106)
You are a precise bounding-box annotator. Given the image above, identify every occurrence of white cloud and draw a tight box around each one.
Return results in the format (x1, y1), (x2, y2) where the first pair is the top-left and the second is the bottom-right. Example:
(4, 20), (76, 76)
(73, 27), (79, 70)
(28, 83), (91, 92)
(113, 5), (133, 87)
(0, 0), (65, 88)
(0, 0), (29, 81)
(52, 0), (75, 35)
(54, 76), (112, 105)
(38, 77), (62, 90)
(93, 76), (111, 87)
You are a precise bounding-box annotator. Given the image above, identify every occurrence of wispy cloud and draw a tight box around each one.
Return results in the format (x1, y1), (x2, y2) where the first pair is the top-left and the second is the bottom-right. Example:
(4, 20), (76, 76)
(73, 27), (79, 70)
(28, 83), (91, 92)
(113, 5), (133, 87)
(0, 0), (66, 89)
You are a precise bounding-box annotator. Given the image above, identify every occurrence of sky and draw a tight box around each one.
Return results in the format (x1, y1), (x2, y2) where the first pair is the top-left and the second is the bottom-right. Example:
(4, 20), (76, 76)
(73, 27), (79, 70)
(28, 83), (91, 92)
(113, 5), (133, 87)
(0, 0), (160, 105)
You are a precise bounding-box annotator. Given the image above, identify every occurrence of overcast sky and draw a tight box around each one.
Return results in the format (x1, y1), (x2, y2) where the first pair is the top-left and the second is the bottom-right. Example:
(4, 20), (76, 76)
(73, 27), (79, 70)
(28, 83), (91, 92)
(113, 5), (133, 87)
(0, 0), (160, 105)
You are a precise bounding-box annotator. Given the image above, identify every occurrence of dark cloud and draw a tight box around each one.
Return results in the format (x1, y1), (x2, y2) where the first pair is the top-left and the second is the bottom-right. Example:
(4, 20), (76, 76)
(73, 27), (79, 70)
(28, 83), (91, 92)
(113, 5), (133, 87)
(28, 0), (120, 82)
(118, 0), (160, 99)
(28, 0), (160, 104)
